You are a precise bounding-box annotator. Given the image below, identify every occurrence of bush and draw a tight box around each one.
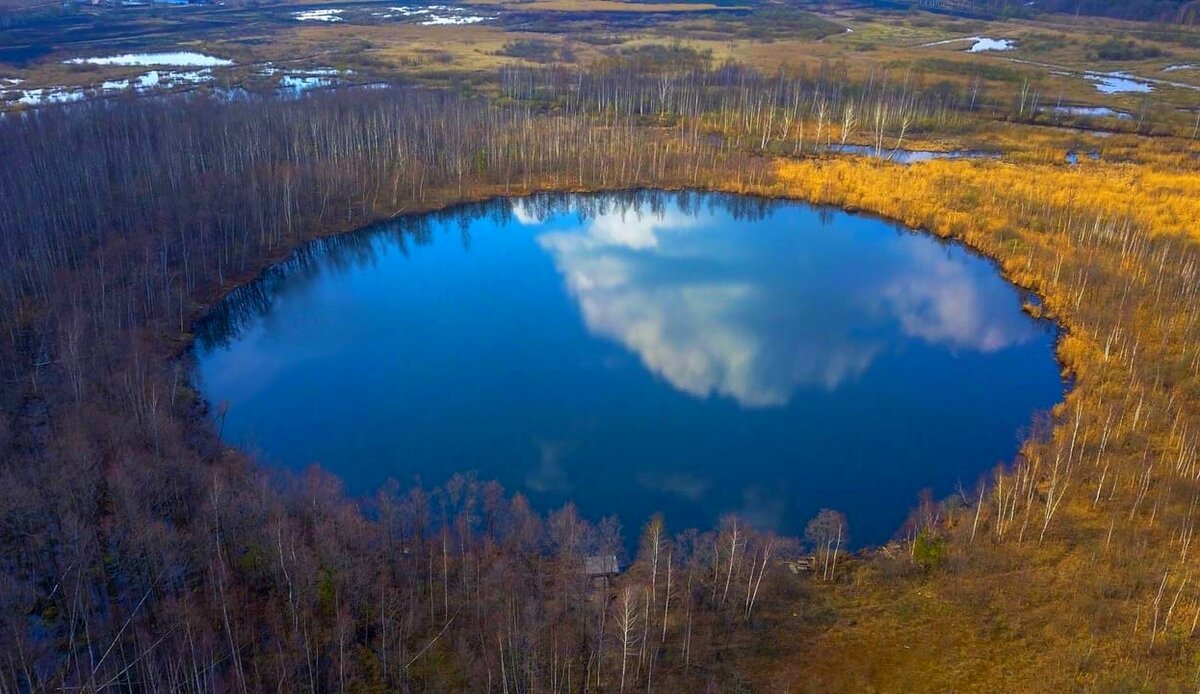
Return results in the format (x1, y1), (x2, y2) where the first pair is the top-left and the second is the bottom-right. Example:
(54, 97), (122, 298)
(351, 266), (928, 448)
(1091, 37), (1166, 61)
(717, 7), (841, 41)
(498, 40), (575, 64)
(610, 43), (713, 73)
(912, 529), (948, 571)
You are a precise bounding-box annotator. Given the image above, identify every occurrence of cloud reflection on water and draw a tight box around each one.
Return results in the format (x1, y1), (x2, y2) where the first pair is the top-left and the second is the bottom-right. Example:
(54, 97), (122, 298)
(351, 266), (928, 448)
(193, 191), (1061, 544)
(523, 198), (1038, 408)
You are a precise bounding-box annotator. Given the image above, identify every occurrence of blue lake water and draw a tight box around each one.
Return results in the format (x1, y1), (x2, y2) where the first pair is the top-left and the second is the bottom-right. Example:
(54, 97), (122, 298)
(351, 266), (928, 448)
(195, 191), (1064, 544)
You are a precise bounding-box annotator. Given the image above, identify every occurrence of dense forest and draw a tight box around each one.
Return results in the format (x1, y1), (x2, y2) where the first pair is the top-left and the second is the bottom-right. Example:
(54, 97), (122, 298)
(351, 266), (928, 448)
(2, 54), (1200, 688)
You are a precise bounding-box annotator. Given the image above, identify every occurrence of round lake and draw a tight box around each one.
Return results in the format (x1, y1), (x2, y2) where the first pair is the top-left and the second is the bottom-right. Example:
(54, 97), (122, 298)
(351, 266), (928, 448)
(195, 191), (1064, 544)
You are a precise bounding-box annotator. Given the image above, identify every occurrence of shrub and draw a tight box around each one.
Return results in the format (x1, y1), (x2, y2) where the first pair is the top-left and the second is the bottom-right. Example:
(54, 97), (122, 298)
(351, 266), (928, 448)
(498, 40), (574, 64)
(1091, 37), (1166, 60)
(912, 529), (948, 571)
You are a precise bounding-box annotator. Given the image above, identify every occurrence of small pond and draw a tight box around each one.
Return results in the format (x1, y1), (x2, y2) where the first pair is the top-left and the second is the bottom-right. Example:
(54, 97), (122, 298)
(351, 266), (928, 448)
(195, 192), (1064, 544)
(825, 145), (1000, 164)
(1085, 71), (1153, 95)
(1050, 105), (1131, 121)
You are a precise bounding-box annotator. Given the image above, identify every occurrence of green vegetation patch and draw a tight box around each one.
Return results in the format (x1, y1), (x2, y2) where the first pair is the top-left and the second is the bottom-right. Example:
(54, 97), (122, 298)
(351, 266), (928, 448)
(1090, 37), (1168, 61)
(911, 57), (1024, 83)
(598, 42), (713, 72)
(498, 39), (577, 64)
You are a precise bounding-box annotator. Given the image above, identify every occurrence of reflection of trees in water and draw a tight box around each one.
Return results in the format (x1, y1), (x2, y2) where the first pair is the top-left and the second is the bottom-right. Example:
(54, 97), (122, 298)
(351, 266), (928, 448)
(517, 189), (780, 225)
(534, 191), (1050, 406)
(194, 225), (381, 351)
(195, 190), (786, 352)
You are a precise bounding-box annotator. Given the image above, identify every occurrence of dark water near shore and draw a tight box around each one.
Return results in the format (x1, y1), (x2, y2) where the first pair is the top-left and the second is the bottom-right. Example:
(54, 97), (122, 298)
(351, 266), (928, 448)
(195, 191), (1063, 544)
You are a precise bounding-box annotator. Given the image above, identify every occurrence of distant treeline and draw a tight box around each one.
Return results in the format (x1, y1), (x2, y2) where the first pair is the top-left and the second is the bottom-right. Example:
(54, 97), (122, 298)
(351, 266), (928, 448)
(906, 0), (1200, 23)
(194, 190), (782, 353)
(499, 58), (1187, 142)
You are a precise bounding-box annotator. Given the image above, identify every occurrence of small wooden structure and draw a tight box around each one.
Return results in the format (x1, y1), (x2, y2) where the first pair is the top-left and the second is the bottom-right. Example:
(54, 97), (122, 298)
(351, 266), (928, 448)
(785, 556), (817, 574)
(584, 554), (620, 587)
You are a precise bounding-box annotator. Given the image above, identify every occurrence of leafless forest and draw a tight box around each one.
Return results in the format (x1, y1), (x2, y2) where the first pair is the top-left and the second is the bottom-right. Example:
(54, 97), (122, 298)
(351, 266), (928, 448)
(1, 59), (1150, 689)
(0, 67), (909, 689)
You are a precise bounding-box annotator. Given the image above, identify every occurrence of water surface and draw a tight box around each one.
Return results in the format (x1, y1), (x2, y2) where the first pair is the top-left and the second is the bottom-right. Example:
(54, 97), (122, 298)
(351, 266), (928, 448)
(825, 144), (999, 164)
(196, 192), (1063, 543)
(1050, 105), (1130, 121)
(1085, 71), (1153, 94)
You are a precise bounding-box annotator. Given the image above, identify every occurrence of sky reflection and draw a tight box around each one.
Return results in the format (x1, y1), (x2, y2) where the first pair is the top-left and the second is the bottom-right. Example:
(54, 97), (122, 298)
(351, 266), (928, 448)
(196, 192), (1062, 545)
(526, 199), (1039, 407)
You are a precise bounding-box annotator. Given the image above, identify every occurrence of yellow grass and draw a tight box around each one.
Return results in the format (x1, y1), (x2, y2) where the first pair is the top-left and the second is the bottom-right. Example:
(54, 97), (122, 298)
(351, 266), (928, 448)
(742, 148), (1200, 689)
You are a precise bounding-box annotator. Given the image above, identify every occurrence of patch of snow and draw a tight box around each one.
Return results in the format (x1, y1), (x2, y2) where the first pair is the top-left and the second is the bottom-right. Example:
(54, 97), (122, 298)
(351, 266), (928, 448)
(64, 52), (234, 67)
(15, 87), (86, 105)
(968, 38), (1015, 53)
(293, 8), (344, 21)
(921, 36), (1015, 53)
(420, 14), (485, 24)
(4, 66), (222, 110)
(1163, 64), (1197, 73)
(131, 69), (214, 91)
(166, 70), (213, 85)
(373, 5), (492, 24)
(280, 75), (334, 93)
(262, 65), (341, 76)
